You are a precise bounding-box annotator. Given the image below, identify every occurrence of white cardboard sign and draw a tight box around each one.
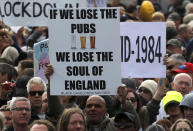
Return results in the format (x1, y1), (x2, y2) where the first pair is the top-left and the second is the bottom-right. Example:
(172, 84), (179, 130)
(0, 0), (87, 26)
(49, 8), (121, 96)
(121, 22), (166, 78)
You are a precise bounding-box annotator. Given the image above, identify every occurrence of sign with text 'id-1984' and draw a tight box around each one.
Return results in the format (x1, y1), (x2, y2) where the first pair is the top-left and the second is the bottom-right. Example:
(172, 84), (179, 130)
(0, 0), (87, 26)
(49, 8), (121, 96)
(121, 22), (166, 78)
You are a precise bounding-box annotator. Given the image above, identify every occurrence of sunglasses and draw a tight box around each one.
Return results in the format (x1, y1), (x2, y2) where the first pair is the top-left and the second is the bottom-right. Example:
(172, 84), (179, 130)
(167, 65), (174, 70)
(138, 88), (150, 94)
(126, 97), (137, 103)
(176, 128), (191, 131)
(29, 91), (44, 96)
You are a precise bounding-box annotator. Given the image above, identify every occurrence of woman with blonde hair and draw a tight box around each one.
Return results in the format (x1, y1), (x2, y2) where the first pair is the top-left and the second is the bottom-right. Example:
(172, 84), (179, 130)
(170, 118), (193, 131)
(57, 108), (86, 131)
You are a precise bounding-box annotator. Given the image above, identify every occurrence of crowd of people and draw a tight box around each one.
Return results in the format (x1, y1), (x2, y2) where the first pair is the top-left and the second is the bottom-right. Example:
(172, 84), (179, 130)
(0, 0), (193, 131)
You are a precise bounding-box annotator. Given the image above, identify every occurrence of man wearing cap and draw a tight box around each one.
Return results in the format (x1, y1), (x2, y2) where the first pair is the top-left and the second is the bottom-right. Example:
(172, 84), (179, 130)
(180, 93), (193, 124)
(158, 91), (183, 125)
(166, 39), (183, 54)
(172, 62), (193, 82)
(114, 112), (138, 131)
(156, 73), (192, 121)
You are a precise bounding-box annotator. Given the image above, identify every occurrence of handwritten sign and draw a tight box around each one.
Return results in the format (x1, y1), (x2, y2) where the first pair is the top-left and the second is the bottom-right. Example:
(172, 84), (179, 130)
(34, 39), (49, 84)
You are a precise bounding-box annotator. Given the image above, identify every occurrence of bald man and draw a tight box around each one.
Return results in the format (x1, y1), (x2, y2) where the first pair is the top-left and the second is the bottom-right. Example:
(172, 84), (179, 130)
(85, 95), (115, 131)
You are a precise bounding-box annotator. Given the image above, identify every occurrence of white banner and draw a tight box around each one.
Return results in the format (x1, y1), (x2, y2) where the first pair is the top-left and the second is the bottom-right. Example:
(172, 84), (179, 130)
(49, 8), (121, 96)
(87, 0), (107, 7)
(121, 22), (166, 78)
(0, 0), (87, 26)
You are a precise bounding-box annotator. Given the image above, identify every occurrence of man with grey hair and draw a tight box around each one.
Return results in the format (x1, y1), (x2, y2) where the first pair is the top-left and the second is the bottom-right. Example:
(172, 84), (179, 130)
(171, 73), (192, 96)
(6, 97), (31, 131)
(26, 77), (47, 122)
(85, 95), (115, 131)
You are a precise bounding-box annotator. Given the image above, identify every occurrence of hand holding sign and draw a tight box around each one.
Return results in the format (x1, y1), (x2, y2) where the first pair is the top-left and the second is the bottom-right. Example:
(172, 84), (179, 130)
(44, 64), (54, 80)
(117, 85), (128, 107)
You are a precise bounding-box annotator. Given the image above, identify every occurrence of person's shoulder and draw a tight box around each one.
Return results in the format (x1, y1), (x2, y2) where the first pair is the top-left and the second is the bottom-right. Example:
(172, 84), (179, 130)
(101, 117), (115, 131)
(5, 125), (14, 131)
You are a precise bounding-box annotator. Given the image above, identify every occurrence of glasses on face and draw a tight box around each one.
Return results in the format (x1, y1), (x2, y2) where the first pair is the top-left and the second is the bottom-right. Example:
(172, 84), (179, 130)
(167, 65), (174, 70)
(138, 88), (150, 94)
(126, 97), (137, 103)
(12, 107), (31, 112)
(29, 91), (44, 96)
(176, 128), (191, 131)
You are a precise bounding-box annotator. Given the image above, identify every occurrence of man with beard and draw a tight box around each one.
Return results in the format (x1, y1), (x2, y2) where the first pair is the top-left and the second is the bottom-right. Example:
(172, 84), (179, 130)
(26, 77), (47, 122)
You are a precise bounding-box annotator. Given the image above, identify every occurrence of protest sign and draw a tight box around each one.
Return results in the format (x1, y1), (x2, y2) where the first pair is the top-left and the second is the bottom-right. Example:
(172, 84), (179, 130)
(0, 0), (87, 26)
(121, 22), (166, 78)
(34, 39), (49, 84)
(49, 8), (121, 96)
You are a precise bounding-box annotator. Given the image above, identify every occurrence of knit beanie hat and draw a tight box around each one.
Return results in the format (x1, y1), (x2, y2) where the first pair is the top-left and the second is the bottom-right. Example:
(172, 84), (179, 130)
(162, 91), (183, 112)
(139, 1), (155, 22)
(1, 46), (19, 63)
(183, 13), (193, 24)
(139, 80), (157, 96)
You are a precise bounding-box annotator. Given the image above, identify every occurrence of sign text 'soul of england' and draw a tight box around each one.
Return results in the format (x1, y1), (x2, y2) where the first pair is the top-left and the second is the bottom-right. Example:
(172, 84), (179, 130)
(49, 8), (121, 95)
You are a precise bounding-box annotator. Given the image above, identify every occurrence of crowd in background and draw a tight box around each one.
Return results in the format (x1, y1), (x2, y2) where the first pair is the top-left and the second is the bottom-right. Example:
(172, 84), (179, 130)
(0, 0), (193, 131)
